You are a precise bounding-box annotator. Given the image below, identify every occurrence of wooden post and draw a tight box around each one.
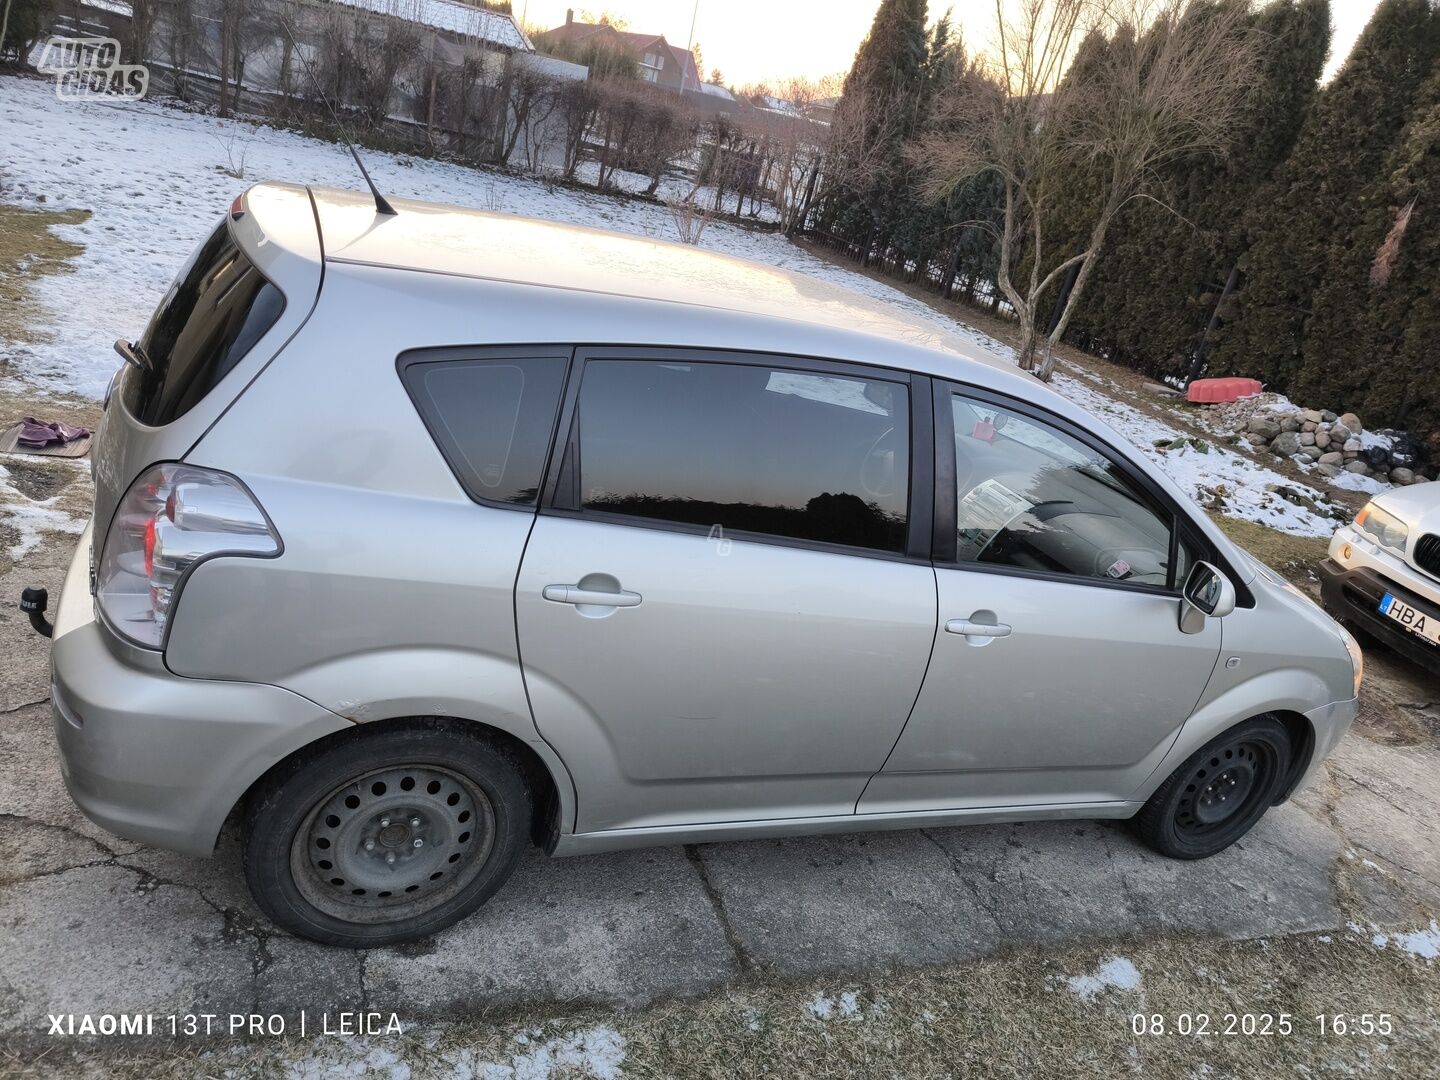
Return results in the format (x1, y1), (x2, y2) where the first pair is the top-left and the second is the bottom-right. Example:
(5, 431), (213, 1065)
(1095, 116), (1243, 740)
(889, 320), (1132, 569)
(1186, 263), (1240, 387)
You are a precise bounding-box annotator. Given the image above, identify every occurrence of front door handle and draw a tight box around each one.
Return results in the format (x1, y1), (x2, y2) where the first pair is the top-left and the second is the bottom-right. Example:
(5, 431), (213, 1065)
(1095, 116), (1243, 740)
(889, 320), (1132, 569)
(945, 618), (1012, 638)
(542, 584), (643, 608)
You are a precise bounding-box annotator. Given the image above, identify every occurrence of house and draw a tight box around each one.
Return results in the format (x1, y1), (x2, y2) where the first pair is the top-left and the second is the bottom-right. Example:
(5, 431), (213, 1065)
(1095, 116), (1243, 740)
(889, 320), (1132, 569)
(535, 10), (700, 93)
(138, 0), (544, 120)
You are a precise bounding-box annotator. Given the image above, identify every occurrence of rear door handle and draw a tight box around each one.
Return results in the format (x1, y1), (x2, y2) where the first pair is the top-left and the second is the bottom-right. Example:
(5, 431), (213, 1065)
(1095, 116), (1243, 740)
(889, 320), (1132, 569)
(542, 584), (643, 608)
(945, 618), (1012, 638)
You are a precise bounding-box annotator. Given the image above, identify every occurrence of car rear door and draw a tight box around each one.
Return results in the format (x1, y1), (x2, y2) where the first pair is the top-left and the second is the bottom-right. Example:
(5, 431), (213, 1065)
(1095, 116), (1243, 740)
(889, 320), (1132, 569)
(859, 384), (1224, 814)
(515, 349), (938, 834)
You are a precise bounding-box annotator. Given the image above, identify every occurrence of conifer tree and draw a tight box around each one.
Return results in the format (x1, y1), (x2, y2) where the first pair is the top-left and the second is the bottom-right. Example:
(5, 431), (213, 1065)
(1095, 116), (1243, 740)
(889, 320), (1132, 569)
(1212, 0), (1440, 387)
(1063, 0), (1330, 380)
(1297, 59), (1440, 430)
(1, 0), (50, 60)
(821, 0), (930, 252)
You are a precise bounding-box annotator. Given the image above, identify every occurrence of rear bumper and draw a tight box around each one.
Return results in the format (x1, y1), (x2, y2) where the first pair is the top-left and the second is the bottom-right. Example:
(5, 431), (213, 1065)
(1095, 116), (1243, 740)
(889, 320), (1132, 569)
(50, 526), (352, 856)
(1318, 558), (1440, 674)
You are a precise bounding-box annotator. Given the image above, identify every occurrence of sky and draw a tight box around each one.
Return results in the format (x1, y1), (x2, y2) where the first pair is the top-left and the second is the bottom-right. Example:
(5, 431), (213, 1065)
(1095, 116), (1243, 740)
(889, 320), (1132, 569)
(513, 1), (1383, 90)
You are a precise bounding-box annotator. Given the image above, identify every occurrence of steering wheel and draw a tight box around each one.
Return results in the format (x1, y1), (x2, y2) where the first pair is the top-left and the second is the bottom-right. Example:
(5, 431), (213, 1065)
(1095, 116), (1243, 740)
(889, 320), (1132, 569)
(859, 426), (902, 500)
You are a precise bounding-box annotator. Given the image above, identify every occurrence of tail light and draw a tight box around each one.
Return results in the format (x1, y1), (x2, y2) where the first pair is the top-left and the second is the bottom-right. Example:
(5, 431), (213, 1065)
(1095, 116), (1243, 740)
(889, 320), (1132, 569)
(96, 464), (280, 648)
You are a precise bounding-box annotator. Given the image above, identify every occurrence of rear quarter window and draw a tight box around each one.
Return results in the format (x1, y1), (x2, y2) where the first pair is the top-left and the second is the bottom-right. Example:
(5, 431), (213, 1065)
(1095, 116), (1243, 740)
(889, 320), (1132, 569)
(126, 218), (286, 426)
(399, 352), (569, 507)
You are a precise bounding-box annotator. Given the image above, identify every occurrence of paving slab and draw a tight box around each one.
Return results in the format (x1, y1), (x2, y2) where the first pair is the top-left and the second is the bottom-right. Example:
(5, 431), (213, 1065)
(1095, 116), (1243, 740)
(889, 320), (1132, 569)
(1106, 806), (1343, 938)
(0, 864), (255, 1035)
(1327, 737), (1440, 907)
(365, 846), (736, 1012)
(690, 829), (1005, 977)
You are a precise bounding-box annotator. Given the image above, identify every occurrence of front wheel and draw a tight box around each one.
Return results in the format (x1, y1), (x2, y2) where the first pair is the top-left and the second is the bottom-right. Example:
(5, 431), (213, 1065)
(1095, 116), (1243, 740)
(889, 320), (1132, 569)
(244, 723), (532, 947)
(1134, 716), (1291, 860)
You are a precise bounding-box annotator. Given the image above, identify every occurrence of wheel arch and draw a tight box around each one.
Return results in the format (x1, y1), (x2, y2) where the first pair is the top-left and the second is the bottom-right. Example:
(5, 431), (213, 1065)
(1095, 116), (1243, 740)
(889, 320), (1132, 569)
(1269, 708), (1316, 804)
(226, 714), (573, 853)
(1135, 670), (1324, 805)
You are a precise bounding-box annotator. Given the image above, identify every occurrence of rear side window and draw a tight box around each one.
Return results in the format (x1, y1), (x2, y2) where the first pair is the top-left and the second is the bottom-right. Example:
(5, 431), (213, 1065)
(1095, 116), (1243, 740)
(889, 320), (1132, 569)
(401, 353), (568, 506)
(127, 218), (286, 425)
(570, 358), (910, 552)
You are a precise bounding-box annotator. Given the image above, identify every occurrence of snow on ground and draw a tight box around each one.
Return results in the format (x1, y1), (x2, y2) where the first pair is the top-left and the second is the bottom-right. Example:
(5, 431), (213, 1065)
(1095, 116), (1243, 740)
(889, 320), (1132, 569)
(0, 460), (85, 558)
(197, 1023), (627, 1080)
(806, 989), (863, 1020)
(571, 157), (782, 223)
(1, 74), (1339, 536)
(1367, 921), (1440, 961)
(0, 75), (994, 397)
(1057, 369), (1346, 537)
(1062, 956), (1143, 1000)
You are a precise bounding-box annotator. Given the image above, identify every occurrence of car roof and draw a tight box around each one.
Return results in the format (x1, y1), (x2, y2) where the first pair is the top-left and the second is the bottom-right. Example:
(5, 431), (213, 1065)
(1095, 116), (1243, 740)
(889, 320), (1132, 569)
(235, 183), (1254, 584)
(297, 184), (1026, 380)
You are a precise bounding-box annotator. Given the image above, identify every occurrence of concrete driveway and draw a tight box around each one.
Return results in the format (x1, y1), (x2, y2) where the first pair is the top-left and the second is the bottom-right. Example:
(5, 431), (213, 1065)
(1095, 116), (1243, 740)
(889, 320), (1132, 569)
(2, 526), (1438, 1041)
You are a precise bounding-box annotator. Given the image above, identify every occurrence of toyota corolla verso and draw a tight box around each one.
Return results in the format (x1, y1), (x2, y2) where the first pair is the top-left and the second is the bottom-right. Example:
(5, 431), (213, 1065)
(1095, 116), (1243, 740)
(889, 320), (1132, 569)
(31, 184), (1362, 946)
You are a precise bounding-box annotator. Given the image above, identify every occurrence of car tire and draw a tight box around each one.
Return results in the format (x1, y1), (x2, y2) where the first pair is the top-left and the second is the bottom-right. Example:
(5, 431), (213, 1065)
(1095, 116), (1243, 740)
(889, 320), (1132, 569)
(243, 720), (532, 947)
(1134, 716), (1291, 860)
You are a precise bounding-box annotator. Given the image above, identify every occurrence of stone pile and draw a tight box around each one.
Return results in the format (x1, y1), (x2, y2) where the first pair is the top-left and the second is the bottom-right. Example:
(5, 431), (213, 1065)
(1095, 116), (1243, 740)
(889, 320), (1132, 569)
(1200, 395), (1431, 486)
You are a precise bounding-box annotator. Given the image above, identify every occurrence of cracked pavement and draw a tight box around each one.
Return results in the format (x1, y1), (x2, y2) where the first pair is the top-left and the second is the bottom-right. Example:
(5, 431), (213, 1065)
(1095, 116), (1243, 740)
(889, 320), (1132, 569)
(1, 527), (1438, 1043)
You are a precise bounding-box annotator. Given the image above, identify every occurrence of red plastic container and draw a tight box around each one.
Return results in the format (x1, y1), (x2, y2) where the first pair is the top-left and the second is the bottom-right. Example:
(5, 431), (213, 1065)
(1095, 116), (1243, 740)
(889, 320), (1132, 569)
(1187, 377), (1263, 403)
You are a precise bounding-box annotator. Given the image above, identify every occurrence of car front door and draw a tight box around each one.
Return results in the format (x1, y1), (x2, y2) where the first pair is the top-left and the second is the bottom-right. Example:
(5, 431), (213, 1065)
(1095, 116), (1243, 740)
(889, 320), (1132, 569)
(859, 386), (1224, 814)
(516, 350), (938, 834)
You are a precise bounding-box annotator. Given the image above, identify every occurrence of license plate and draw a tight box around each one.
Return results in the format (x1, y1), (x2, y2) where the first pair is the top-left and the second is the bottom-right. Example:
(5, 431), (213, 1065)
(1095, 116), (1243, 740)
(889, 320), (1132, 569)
(1379, 593), (1440, 646)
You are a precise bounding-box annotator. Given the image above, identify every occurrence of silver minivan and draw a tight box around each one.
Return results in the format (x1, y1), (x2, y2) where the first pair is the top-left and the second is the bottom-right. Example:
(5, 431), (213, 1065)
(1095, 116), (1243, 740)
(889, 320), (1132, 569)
(31, 184), (1362, 946)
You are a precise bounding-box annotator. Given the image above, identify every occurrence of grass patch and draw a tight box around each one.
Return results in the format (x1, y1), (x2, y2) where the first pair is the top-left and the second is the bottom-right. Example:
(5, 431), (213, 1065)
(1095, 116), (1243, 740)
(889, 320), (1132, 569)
(0, 202), (89, 348)
(1208, 512), (1330, 591)
(6, 930), (1436, 1078)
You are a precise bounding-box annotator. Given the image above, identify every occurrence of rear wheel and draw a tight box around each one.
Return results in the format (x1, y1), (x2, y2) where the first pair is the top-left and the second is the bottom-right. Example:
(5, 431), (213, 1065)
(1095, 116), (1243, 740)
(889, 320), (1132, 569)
(244, 723), (531, 946)
(1134, 717), (1291, 860)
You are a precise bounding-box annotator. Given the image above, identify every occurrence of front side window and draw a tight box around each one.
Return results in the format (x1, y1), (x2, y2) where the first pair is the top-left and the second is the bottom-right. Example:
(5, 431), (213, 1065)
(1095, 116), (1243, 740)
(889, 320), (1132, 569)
(573, 359), (910, 552)
(950, 393), (1184, 587)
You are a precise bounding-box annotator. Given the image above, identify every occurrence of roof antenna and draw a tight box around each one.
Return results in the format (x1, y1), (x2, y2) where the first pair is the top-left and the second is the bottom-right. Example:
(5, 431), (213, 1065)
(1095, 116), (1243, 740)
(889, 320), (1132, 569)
(281, 19), (397, 216)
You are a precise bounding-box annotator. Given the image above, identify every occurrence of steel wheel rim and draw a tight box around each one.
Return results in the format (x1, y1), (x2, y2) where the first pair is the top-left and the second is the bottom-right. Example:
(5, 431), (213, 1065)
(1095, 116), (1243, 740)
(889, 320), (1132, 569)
(1175, 740), (1275, 838)
(290, 764), (496, 923)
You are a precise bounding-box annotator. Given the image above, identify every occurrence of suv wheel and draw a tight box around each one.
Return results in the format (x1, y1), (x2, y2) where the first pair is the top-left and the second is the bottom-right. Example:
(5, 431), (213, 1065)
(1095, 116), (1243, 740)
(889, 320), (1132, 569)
(244, 723), (531, 947)
(1134, 716), (1291, 860)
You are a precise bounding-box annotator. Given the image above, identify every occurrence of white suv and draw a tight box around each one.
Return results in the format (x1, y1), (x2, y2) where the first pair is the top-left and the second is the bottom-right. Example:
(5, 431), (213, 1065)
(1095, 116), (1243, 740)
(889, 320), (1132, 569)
(1323, 484), (1440, 671)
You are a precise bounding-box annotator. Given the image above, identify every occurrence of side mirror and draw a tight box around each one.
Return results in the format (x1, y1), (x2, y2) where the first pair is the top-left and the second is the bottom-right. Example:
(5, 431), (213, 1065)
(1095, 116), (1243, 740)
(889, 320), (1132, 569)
(1179, 561), (1235, 634)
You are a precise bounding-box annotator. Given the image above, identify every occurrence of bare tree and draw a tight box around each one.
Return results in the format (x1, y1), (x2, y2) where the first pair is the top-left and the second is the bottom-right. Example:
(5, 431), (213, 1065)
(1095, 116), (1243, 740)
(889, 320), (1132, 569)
(667, 182), (716, 244)
(515, 73), (565, 174)
(499, 61), (557, 165)
(161, 0), (200, 100)
(323, 4), (423, 134)
(630, 89), (696, 196)
(916, 0), (1258, 380)
(765, 75), (836, 235)
(556, 78), (600, 180)
(216, 0), (268, 117)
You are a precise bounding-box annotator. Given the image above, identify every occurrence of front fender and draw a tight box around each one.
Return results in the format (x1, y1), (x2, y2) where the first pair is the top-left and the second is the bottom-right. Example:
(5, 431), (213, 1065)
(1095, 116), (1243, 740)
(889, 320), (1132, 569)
(1131, 665), (1346, 803)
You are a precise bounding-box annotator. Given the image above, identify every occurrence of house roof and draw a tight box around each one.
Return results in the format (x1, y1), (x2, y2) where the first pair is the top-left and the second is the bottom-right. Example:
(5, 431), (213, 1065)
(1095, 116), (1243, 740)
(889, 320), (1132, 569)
(538, 19), (699, 86)
(329, 0), (531, 50)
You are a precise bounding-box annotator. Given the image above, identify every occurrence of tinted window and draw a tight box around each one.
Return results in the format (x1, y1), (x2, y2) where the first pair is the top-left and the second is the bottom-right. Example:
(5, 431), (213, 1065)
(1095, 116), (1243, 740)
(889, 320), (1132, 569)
(128, 219), (286, 425)
(403, 355), (567, 506)
(574, 359), (909, 552)
(950, 393), (1181, 587)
